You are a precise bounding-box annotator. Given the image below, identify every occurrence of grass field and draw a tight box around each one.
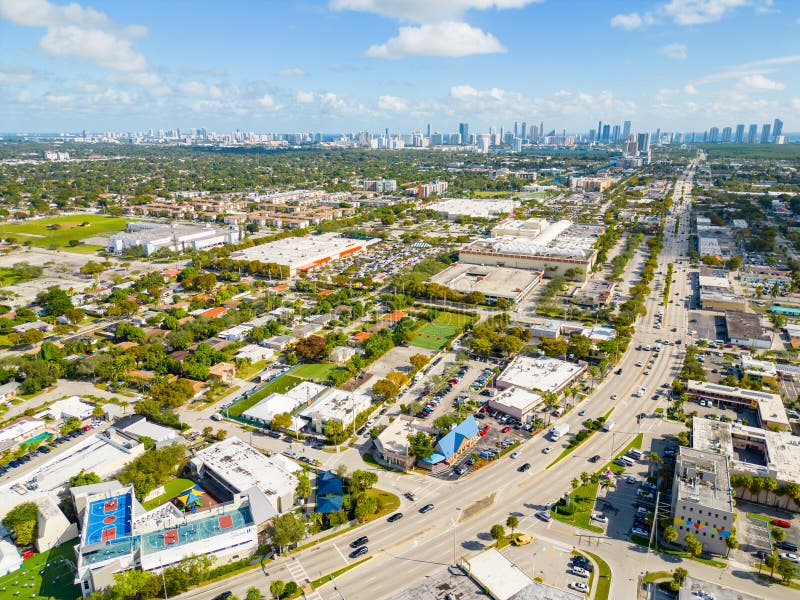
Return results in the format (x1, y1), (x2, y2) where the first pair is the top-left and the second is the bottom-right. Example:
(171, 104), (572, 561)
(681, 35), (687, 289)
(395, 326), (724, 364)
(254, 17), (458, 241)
(0, 538), (81, 600)
(0, 214), (129, 251)
(580, 551), (612, 600)
(143, 477), (196, 510)
(0, 268), (36, 286)
(227, 374), (302, 417)
(409, 312), (469, 350)
(292, 362), (337, 382)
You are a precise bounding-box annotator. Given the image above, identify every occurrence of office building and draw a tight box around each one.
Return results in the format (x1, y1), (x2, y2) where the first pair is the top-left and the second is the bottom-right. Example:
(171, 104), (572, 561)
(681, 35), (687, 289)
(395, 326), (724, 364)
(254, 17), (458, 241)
(671, 447), (735, 556)
(459, 122), (469, 144)
(601, 124), (610, 143)
(299, 387), (372, 434)
(734, 124), (745, 143)
(363, 179), (397, 192)
(773, 118), (783, 140)
(520, 121), (527, 140)
(429, 264), (542, 305)
(611, 124), (620, 143)
(760, 124), (771, 144)
(721, 127), (731, 143)
(622, 120), (631, 140)
(495, 355), (586, 396)
(488, 387), (543, 423)
(685, 380), (788, 430)
(107, 222), (240, 256)
(747, 124), (758, 144)
(637, 132), (650, 153)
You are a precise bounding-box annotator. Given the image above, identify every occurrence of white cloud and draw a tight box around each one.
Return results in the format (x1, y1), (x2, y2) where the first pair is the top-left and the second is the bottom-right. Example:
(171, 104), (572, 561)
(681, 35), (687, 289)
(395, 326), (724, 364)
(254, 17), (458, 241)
(366, 21), (504, 58)
(45, 94), (73, 104)
(739, 73), (785, 91)
(661, 42), (688, 60)
(295, 91), (315, 103)
(330, 0), (540, 23)
(611, 12), (644, 30)
(278, 67), (306, 77)
(181, 81), (223, 98)
(257, 94), (276, 108)
(377, 95), (409, 112)
(684, 83), (700, 94)
(0, 0), (150, 73)
(0, 68), (36, 85)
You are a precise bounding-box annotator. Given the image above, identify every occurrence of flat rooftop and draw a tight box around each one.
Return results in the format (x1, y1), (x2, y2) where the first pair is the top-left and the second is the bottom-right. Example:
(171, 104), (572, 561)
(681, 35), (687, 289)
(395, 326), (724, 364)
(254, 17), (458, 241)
(386, 566), (487, 600)
(462, 220), (601, 261)
(497, 356), (584, 393)
(300, 388), (371, 423)
(462, 548), (534, 600)
(429, 198), (519, 218)
(679, 576), (761, 600)
(376, 416), (431, 456)
(429, 264), (541, 300)
(725, 311), (766, 341)
(491, 387), (542, 411)
(675, 447), (734, 513)
(231, 233), (378, 268)
(242, 381), (325, 423)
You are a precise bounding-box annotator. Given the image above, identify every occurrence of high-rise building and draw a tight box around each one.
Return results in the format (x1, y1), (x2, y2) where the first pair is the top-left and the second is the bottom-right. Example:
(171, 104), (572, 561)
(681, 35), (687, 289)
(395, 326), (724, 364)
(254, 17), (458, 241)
(459, 122), (469, 143)
(611, 124), (621, 143)
(601, 124), (610, 143)
(773, 118), (783, 140)
(747, 124), (758, 144)
(622, 120), (631, 140)
(760, 124), (771, 144)
(512, 137), (523, 152)
(655, 128), (661, 145)
(637, 132), (650, 153)
(624, 134), (637, 157)
(589, 129), (596, 143)
(520, 121), (527, 140)
(597, 121), (602, 142)
(513, 121), (519, 138)
(721, 127), (732, 143)
(734, 124), (745, 143)
(708, 127), (719, 143)
(529, 125), (536, 141)
(540, 122), (543, 140)
(426, 123), (431, 138)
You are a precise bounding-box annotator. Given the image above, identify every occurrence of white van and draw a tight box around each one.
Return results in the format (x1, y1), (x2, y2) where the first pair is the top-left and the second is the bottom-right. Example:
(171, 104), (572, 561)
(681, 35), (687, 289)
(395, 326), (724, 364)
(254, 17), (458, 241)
(618, 456), (635, 467)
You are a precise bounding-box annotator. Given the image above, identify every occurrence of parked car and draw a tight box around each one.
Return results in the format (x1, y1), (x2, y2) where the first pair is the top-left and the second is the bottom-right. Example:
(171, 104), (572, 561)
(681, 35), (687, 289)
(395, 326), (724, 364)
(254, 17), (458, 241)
(772, 519), (792, 528)
(572, 566), (589, 578)
(569, 582), (589, 593)
(510, 533), (532, 546)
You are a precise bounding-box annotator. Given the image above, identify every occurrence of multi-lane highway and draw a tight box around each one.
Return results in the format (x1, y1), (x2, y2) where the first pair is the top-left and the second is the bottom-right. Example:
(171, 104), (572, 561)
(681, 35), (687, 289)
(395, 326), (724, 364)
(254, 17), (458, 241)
(181, 159), (736, 600)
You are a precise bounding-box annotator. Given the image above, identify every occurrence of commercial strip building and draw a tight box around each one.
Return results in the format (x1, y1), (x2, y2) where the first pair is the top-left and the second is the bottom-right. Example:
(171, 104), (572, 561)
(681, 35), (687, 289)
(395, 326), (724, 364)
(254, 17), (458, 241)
(429, 198), (519, 220)
(421, 416), (480, 472)
(684, 380), (789, 430)
(488, 387), (543, 423)
(724, 311), (770, 349)
(496, 356), (586, 397)
(671, 447), (736, 556)
(107, 222), (240, 256)
(571, 280), (615, 308)
(678, 576), (761, 600)
(459, 220), (600, 283)
(697, 269), (748, 312)
(231, 233), (380, 276)
(429, 264), (542, 305)
(692, 418), (800, 490)
(373, 415), (438, 470)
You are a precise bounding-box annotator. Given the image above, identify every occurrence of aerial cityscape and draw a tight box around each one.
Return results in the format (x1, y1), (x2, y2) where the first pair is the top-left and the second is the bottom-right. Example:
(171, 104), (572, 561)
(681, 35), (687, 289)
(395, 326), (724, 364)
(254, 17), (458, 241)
(2, 1), (800, 600)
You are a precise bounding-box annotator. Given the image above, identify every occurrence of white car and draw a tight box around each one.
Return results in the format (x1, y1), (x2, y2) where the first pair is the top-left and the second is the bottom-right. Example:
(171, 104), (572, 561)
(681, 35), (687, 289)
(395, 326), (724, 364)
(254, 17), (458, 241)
(631, 527), (648, 537)
(590, 513), (608, 523)
(543, 447), (552, 454)
(535, 511), (552, 522)
(569, 582), (589, 593)
(510, 451), (521, 459)
(626, 475), (637, 484)
(780, 552), (800, 563)
(365, 419), (376, 427)
(572, 566), (589, 578)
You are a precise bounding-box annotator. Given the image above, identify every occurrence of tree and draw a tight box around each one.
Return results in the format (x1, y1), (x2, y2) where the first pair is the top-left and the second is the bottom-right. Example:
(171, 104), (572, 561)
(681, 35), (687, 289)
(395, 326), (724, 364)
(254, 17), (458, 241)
(2, 502), (38, 547)
(354, 492), (378, 522)
(324, 419), (347, 444)
(372, 378), (400, 402)
(69, 470), (100, 487)
(246, 586), (262, 600)
(490, 524), (505, 541)
(409, 353), (429, 371)
(662, 525), (678, 544)
(506, 515), (519, 535)
(92, 405), (105, 418)
(407, 431), (435, 461)
(296, 471), (312, 500)
(725, 534), (739, 555)
(672, 567), (688, 586)
(295, 335), (327, 360)
(36, 287), (73, 317)
(765, 553), (778, 577)
(350, 469), (379, 493)
(684, 532), (702, 556)
(270, 412), (292, 431)
(770, 526), (786, 543)
(386, 371), (409, 388)
(433, 413), (457, 435)
(778, 557), (798, 583)
(268, 513), (306, 552)
(20, 328), (44, 345)
(270, 580), (286, 599)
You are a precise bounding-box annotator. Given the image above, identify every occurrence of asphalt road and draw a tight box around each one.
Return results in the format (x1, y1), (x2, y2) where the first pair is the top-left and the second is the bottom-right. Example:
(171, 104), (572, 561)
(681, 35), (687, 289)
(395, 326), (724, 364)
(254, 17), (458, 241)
(177, 159), (780, 600)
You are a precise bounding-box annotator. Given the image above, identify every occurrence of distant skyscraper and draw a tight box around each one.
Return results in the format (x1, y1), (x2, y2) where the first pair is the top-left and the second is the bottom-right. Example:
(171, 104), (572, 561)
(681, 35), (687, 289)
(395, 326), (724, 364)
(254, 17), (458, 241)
(655, 128), (661, 145)
(540, 122), (543, 140)
(708, 127), (719, 143)
(637, 132), (649, 153)
(622, 120), (631, 140)
(625, 134), (637, 157)
(773, 118), (783, 140)
(601, 124), (610, 143)
(734, 124), (745, 143)
(589, 129), (596, 143)
(721, 127), (732, 143)
(597, 121), (602, 142)
(760, 124), (771, 144)
(611, 125), (621, 143)
(747, 124), (758, 144)
(426, 123), (431, 137)
(459, 122), (469, 143)
(520, 121), (527, 140)
(513, 121), (519, 138)
(529, 125), (536, 140)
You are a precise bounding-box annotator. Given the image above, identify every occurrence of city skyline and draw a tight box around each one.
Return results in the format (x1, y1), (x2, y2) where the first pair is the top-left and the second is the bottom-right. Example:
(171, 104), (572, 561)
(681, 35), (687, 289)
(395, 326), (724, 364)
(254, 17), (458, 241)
(1, 0), (800, 132)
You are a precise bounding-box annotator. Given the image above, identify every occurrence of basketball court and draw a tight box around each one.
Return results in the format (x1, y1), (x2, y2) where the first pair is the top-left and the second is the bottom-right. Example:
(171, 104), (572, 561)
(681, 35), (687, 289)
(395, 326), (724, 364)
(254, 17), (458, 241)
(85, 493), (132, 545)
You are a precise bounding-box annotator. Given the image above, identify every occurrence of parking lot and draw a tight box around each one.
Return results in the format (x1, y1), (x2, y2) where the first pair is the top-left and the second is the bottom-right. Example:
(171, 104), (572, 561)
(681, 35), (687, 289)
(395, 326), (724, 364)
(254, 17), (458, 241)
(500, 535), (589, 595)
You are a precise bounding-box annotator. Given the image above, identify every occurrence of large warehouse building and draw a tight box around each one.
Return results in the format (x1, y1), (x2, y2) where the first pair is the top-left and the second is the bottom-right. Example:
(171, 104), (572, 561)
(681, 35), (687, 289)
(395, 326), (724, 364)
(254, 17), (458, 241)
(231, 233), (380, 276)
(459, 220), (601, 283)
(107, 222), (240, 256)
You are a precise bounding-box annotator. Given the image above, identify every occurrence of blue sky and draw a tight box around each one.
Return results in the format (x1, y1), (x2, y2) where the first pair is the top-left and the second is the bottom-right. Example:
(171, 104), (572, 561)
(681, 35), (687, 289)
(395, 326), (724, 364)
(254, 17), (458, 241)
(1, 0), (798, 133)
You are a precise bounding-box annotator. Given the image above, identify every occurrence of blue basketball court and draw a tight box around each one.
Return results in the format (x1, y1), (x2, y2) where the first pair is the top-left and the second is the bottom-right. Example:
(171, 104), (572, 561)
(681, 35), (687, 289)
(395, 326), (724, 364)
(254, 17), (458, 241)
(85, 493), (132, 545)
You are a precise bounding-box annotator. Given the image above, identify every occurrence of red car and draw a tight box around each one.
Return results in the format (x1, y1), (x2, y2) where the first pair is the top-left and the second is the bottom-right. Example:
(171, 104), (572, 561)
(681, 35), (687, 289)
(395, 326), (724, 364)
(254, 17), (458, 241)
(501, 426), (511, 433)
(479, 426), (490, 437)
(772, 519), (792, 528)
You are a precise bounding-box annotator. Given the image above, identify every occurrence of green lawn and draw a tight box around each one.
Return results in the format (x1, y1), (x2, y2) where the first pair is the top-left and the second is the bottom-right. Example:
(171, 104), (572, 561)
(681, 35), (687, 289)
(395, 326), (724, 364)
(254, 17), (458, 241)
(0, 214), (129, 251)
(434, 312), (474, 327)
(550, 479), (604, 533)
(291, 362), (337, 382)
(0, 538), (81, 600)
(367, 487), (401, 518)
(227, 374), (302, 417)
(581, 550), (612, 600)
(143, 477), (196, 510)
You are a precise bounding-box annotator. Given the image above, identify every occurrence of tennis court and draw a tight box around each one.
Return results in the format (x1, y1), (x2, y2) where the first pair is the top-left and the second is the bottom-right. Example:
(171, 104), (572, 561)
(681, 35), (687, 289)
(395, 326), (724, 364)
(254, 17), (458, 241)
(85, 493), (132, 545)
(140, 505), (253, 555)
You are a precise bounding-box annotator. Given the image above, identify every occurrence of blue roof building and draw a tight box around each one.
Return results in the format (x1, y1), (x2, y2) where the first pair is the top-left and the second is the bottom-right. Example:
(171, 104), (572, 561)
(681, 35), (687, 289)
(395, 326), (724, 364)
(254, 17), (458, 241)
(422, 415), (480, 470)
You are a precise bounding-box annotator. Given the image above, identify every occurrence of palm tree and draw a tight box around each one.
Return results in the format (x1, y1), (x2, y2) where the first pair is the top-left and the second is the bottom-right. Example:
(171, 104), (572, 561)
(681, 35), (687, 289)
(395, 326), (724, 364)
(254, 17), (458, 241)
(506, 515), (519, 535)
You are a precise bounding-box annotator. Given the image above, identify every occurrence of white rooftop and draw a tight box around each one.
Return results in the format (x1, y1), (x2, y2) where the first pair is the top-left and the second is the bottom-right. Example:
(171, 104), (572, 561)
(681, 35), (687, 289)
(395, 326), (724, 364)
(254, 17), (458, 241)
(300, 387), (371, 425)
(497, 356), (583, 393)
(34, 396), (94, 421)
(429, 198), (519, 218)
(0, 418), (45, 443)
(231, 233), (378, 269)
(118, 418), (178, 443)
(463, 220), (601, 260)
(376, 416), (428, 456)
(491, 387), (542, 411)
(463, 548), (534, 600)
(740, 354), (777, 377)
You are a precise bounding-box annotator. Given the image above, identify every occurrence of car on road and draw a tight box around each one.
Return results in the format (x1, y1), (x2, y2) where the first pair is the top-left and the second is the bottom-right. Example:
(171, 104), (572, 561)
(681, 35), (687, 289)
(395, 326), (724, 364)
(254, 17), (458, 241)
(212, 593), (233, 600)
(572, 566), (589, 578)
(404, 492), (415, 501)
(510, 451), (521, 459)
(610, 394), (618, 400)
(349, 546), (369, 558)
(350, 536), (369, 548)
(518, 463), (531, 472)
(588, 455), (601, 463)
(510, 533), (532, 546)
(535, 511), (552, 522)
(578, 410), (586, 416)
(388, 512), (404, 522)
(542, 447), (552, 454)
(772, 519), (792, 528)
(419, 503), (435, 514)
(626, 475), (637, 484)
(569, 582), (589, 593)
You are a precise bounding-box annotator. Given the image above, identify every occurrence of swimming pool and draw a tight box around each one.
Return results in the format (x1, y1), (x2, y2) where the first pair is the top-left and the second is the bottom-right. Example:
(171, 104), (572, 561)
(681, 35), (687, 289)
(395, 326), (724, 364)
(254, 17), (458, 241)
(22, 431), (52, 446)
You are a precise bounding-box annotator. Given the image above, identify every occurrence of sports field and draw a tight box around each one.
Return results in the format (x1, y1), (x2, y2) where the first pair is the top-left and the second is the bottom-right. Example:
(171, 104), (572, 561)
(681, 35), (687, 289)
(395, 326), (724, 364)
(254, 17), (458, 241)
(409, 312), (471, 350)
(0, 538), (81, 600)
(227, 374), (302, 417)
(291, 362), (337, 381)
(0, 214), (129, 251)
